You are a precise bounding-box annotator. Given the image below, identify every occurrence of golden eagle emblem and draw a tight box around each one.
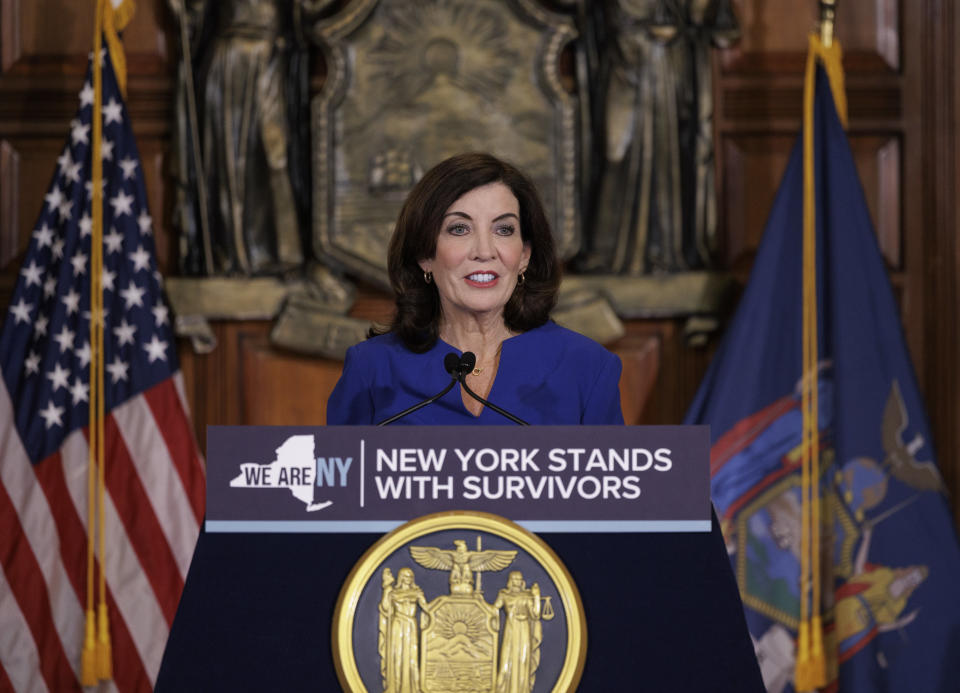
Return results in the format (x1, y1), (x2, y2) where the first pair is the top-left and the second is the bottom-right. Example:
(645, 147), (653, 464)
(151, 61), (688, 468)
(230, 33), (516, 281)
(410, 539), (517, 593)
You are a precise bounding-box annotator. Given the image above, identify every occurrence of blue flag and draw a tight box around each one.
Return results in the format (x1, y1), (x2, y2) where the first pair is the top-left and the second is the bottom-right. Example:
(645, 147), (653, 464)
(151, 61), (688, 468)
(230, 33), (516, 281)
(685, 66), (960, 692)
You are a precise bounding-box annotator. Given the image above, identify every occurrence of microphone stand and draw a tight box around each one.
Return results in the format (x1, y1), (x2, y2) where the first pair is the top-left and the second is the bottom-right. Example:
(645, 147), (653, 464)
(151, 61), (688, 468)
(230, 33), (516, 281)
(457, 352), (529, 426)
(376, 353), (461, 426)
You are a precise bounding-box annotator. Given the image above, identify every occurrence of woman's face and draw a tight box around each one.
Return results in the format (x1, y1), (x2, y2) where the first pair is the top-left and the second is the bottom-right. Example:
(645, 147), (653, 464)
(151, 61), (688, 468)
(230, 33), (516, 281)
(419, 182), (531, 326)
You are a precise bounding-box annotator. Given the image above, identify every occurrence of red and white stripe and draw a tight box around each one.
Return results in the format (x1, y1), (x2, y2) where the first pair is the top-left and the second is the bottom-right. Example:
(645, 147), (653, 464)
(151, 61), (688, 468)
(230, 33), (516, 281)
(0, 373), (204, 692)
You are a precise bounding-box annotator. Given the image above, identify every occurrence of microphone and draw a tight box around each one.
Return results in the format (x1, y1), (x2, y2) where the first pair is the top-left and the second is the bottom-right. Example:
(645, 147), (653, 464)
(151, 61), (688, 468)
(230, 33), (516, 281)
(457, 351), (529, 425)
(376, 353), (461, 425)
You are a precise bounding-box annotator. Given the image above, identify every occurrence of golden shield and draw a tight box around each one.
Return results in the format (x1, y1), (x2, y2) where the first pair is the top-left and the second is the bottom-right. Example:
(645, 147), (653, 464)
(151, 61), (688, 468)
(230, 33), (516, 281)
(332, 511), (586, 692)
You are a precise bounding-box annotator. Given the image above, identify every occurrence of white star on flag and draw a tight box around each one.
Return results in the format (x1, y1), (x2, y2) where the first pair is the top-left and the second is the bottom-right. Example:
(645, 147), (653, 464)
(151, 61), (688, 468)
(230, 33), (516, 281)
(100, 138), (115, 162)
(79, 81), (94, 107)
(33, 315), (49, 338)
(51, 238), (65, 261)
(104, 227), (124, 254)
(88, 47), (106, 66)
(119, 156), (138, 179)
(38, 401), (65, 429)
(46, 362), (70, 392)
(70, 120), (90, 145)
(70, 251), (88, 276)
(113, 318), (137, 346)
(151, 303), (170, 327)
(57, 149), (74, 174)
(20, 260), (43, 287)
(9, 298), (32, 324)
(69, 377), (90, 405)
(106, 356), (129, 384)
(81, 308), (110, 323)
(64, 161), (83, 184)
(79, 213), (92, 237)
(129, 245), (151, 272)
(62, 289), (81, 315)
(120, 281), (145, 310)
(44, 186), (64, 212)
(84, 179), (107, 198)
(102, 267), (117, 292)
(143, 335), (169, 363)
(137, 210), (153, 235)
(75, 341), (92, 368)
(110, 190), (134, 217)
(43, 276), (57, 298)
(24, 350), (41, 375)
(34, 224), (54, 249)
(102, 98), (123, 125)
(57, 198), (73, 222)
(52, 326), (76, 353)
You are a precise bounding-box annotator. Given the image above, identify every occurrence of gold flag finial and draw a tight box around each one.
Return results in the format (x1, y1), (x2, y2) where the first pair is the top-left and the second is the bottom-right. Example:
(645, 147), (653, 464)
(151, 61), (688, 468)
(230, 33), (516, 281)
(819, 0), (838, 47)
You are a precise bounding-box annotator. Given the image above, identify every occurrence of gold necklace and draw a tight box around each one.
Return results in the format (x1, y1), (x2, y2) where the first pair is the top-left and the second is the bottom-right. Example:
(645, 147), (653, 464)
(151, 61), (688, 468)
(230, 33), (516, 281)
(471, 343), (503, 377)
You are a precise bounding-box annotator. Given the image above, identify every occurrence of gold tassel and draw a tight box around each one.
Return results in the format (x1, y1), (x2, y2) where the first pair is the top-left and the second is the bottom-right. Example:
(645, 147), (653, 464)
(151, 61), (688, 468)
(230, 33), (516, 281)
(96, 601), (113, 678)
(80, 609), (97, 685)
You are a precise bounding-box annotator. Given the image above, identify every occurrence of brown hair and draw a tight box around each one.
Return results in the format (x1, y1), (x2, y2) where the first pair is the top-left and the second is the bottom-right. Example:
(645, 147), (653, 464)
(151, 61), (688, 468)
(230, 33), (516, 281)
(379, 152), (561, 352)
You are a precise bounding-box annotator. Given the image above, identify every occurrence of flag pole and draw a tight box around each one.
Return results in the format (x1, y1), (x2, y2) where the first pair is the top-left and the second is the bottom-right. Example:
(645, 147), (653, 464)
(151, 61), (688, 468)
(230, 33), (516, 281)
(796, 3), (845, 691)
(81, 0), (106, 685)
(86, 0), (135, 683)
(90, 0), (111, 680)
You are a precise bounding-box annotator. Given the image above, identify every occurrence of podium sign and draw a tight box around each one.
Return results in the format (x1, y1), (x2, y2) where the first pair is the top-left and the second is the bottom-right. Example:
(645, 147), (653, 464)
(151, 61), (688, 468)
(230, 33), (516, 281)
(205, 425), (710, 533)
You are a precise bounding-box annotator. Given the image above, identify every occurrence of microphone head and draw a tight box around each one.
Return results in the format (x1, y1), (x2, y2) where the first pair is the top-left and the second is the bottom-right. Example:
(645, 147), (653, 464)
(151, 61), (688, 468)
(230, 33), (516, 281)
(459, 352), (477, 376)
(444, 352), (461, 376)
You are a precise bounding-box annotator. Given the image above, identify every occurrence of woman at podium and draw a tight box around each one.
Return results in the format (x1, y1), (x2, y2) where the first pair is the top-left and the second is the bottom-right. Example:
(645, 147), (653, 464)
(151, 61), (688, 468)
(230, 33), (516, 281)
(327, 152), (623, 425)
(328, 152), (763, 690)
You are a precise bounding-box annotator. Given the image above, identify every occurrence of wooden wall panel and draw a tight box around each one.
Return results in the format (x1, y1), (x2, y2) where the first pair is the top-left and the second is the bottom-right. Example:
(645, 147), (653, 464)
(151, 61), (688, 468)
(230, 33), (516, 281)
(721, 134), (901, 273)
(6, 0), (169, 72)
(612, 333), (660, 426)
(902, 0), (960, 525)
(720, 135), (793, 272)
(138, 141), (172, 270)
(725, 0), (898, 71)
(0, 139), (18, 266)
(0, 137), (63, 260)
(239, 333), (342, 427)
(0, 0), (175, 302)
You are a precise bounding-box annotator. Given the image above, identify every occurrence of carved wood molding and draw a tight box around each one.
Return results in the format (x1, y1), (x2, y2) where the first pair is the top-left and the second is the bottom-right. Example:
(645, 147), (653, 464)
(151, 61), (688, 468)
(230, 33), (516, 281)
(916, 0), (959, 519)
(721, 50), (897, 76)
(719, 83), (901, 125)
(0, 75), (173, 137)
(0, 139), (18, 268)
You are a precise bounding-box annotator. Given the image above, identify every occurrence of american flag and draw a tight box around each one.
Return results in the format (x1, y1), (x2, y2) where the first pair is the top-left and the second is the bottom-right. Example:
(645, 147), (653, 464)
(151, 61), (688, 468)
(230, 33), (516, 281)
(0, 48), (204, 691)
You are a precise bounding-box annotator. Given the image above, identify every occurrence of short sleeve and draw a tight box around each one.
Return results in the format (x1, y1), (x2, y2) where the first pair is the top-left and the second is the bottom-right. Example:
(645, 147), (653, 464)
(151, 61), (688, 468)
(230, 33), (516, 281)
(326, 344), (374, 425)
(581, 353), (624, 425)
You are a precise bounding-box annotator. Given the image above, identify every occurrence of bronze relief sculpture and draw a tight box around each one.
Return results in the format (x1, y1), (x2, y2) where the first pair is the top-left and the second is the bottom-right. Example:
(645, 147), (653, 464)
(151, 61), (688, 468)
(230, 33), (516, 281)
(308, 0), (580, 289)
(166, 0), (740, 352)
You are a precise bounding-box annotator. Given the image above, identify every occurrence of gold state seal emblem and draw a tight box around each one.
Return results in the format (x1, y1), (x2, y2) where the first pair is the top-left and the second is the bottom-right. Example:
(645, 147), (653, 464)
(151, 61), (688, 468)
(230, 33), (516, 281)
(333, 512), (585, 693)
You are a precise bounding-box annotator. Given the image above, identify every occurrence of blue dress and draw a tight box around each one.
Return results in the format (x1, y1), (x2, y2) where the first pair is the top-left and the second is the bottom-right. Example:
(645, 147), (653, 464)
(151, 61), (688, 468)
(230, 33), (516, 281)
(327, 321), (624, 425)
